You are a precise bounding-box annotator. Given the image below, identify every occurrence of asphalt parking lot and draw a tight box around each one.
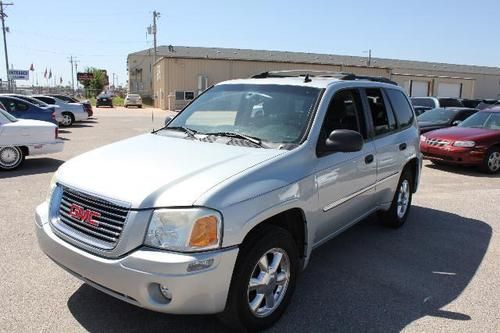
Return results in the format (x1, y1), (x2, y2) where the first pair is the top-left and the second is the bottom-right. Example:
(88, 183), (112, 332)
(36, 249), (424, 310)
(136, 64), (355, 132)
(0, 107), (498, 332)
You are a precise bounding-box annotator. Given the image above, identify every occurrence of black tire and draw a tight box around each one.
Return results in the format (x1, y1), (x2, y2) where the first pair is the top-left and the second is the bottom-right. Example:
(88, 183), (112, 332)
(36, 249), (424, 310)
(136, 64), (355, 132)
(0, 146), (25, 170)
(138, 105), (142, 108)
(380, 169), (413, 228)
(219, 225), (298, 331)
(61, 112), (74, 127)
(480, 146), (500, 174)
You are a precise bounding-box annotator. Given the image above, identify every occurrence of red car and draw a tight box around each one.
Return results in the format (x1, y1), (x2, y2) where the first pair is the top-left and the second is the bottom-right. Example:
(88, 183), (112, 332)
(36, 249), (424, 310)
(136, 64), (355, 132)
(420, 108), (500, 173)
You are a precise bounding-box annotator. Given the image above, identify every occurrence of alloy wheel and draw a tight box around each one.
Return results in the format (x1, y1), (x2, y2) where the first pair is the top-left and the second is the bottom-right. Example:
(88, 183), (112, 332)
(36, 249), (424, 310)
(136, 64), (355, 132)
(247, 248), (290, 318)
(397, 179), (410, 219)
(487, 151), (500, 172)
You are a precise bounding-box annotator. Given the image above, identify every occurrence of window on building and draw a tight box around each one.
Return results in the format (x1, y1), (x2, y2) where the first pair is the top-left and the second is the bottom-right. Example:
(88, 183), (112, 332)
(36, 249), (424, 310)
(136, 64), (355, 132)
(175, 91), (185, 100)
(185, 91), (195, 100)
(386, 89), (415, 128)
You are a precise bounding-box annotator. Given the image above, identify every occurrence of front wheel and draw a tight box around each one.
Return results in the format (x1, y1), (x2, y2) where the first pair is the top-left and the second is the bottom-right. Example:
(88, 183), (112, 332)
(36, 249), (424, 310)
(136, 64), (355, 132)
(219, 225), (298, 331)
(380, 170), (413, 228)
(481, 147), (500, 174)
(0, 146), (25, 170)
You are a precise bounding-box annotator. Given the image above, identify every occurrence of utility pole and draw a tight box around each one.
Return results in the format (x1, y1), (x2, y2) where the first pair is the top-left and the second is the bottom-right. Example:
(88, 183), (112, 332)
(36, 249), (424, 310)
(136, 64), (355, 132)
(74, 60), (79, 93)
(152, 10), (160, 63)
(68, 55), (78, 94)
(0, 1), (13, 92)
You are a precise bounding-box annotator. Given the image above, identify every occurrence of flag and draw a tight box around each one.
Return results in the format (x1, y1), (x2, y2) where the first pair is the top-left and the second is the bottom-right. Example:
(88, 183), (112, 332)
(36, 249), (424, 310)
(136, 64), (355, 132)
(44, 68), (47, 78)
(59, 77), (63, 84)
(48, 69), (52, 79)
(29, 63), (34, 71)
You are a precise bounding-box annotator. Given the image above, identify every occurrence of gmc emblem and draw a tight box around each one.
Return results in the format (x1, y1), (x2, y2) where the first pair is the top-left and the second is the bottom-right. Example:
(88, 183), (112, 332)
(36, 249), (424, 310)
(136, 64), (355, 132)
(69, 203), (101, 227)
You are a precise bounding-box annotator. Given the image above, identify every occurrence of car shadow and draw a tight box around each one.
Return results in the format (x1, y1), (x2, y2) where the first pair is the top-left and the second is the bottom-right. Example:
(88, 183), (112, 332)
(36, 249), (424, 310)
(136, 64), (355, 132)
(66, 206), (491, 332)
(0, 158), (64, 179)
(58, 129), (71, 134)
(70, 124), (94, 128)
(425, 162), (500, 178)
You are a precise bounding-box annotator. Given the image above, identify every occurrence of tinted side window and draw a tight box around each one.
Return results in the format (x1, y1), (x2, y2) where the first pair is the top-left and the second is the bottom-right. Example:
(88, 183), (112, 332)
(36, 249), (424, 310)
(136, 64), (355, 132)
(318, 89), (365, 155)
(365, 88), (396, 136)
(439, 98), (463, 107)
(411, 98), (435, 108)
(386, 89), (414, 128)
(14, 101), (29, 112)
(37, 97), (55, 104)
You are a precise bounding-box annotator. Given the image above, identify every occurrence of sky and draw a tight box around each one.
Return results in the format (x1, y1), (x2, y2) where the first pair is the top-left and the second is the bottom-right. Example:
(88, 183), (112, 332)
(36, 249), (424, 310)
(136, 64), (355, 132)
(3, 0), (500, 88)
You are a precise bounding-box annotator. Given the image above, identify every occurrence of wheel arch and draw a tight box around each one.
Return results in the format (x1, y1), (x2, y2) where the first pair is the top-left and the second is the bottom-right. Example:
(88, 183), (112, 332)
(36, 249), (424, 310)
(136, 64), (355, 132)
(239, 207), (308, 267)
(403, 157), (420, 193)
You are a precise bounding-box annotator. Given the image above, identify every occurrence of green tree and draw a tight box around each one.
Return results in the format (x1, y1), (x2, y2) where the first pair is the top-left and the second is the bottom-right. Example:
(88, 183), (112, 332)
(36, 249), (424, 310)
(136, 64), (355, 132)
(82, 67), (108, 97)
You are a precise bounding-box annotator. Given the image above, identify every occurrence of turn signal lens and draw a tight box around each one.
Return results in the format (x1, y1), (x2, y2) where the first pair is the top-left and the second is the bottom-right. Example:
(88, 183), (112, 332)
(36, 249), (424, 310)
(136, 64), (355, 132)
(189, 216), (219, 248)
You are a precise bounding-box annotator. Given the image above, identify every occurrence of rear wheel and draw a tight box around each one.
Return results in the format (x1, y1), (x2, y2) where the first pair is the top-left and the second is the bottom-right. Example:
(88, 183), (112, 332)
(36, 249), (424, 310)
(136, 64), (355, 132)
(380, 170), (413, 228)
(61, 112), (74, 127)
(0, 146), (25, 170)
(219, 225), (298, 331)
(481, 147), (500, 174)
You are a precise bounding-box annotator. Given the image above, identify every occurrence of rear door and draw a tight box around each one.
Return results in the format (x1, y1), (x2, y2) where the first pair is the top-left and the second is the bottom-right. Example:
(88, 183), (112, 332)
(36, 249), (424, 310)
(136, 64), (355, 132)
(362, 88), (407, 205)
(314, 88), (377, 244)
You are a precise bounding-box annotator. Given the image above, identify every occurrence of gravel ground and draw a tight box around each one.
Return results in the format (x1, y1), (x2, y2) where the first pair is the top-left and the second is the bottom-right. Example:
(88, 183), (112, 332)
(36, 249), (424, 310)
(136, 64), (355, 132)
(0, 107), (498, 332)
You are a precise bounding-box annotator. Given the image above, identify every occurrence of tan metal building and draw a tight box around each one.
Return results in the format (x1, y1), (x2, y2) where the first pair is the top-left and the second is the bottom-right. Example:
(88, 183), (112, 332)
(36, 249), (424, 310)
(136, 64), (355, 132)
(127, 46), (500, 110)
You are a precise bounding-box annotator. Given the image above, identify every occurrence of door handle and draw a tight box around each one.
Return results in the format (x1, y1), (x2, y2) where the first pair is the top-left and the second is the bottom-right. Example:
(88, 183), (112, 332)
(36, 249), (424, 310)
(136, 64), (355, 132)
(399, 143), (407, 151)
(365, 154), (374, 164)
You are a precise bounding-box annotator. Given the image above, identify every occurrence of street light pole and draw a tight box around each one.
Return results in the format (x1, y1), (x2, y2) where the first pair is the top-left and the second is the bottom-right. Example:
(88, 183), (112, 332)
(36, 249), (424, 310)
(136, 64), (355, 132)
(0, 1), (13, 92)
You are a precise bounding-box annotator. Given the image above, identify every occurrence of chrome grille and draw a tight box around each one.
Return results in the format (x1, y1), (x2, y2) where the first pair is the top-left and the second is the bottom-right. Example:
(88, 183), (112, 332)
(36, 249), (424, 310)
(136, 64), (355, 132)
(57, 187), (129, 247)
(425, 138), (450, 147)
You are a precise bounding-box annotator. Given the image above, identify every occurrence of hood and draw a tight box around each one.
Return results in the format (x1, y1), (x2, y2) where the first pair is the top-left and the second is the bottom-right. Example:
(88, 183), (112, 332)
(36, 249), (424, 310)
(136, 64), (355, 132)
(56, 133), (286, 208)
(425, 126), (498, 141)
(12, 119), (56, 127)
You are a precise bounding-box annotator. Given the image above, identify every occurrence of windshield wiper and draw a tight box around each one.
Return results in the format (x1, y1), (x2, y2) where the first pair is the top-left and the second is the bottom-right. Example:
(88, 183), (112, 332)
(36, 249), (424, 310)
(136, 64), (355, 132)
(203, 131), (267, 148)
(163, 126), (199, 140)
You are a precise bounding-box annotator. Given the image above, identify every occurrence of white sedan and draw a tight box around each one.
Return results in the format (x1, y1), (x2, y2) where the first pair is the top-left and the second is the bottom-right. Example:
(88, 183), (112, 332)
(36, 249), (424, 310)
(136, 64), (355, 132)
(0, 109), (64, 170)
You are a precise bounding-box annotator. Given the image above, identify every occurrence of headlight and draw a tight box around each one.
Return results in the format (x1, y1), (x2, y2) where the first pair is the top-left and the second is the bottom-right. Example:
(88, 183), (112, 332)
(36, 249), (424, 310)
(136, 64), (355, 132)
(46, 173), (57, 202)
(420, 135), (427, 142)
(145, 208), (222, 252)
(453, 140), (475, 148)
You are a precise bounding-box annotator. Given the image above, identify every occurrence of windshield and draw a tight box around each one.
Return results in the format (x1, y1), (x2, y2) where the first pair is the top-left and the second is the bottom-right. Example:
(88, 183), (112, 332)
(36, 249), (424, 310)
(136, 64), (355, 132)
(459, 112), (500, 130)
(0, 109), (17, 123)
(417, 108), (455, 123)
(166, 84), (321, 146)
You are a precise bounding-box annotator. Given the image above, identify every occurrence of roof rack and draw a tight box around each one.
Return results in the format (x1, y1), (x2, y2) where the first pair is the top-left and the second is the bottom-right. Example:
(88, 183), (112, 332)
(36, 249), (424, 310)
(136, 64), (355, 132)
(251, 70), (398, 86)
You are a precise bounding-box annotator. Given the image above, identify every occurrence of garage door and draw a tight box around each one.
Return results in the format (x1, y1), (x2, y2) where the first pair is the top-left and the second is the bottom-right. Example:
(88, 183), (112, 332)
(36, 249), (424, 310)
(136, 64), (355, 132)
(410, 81), (429, 97)
(437, 83), (462, 98)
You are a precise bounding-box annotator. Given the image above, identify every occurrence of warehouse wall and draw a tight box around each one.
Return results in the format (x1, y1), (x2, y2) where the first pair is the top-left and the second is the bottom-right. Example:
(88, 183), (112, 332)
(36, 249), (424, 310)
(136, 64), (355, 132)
(154, 57), (391, 110)
(127, 54), (154, 97)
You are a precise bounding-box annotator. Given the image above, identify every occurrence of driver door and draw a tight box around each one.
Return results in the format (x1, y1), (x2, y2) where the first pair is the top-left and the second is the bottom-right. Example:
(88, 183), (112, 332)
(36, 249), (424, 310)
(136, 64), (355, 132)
(313, 89), (377, 244)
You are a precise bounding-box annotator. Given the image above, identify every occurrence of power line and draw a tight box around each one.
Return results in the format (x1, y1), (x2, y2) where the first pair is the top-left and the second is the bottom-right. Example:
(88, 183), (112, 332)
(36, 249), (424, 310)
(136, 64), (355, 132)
(0, 1), (13, 91)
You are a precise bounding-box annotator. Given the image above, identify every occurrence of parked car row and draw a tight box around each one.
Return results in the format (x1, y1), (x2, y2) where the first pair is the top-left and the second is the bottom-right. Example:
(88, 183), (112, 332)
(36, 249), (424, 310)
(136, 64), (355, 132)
(0, 93), (92, 127)
(96, 93), (143, 108)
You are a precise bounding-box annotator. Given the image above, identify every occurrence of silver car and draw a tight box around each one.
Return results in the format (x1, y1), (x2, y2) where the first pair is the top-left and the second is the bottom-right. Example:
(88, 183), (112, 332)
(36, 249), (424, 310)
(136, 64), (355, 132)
(36, 71), (422, 330)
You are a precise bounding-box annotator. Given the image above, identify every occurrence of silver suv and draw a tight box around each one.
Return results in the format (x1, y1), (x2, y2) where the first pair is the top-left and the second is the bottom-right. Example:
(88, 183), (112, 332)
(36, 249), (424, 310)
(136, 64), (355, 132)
(36, 71), (422, 331)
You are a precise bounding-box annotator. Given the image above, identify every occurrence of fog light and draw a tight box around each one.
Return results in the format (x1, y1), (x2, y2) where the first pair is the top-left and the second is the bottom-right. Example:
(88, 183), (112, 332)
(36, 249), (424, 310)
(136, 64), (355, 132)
(159, 285), (172, 301)
(187, 258), (214, 272)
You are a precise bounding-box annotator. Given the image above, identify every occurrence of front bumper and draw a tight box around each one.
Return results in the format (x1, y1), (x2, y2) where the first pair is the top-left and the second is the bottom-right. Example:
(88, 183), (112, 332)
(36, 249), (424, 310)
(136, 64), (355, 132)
(421, 144), (485, 165)
(35, 203), (238, 314)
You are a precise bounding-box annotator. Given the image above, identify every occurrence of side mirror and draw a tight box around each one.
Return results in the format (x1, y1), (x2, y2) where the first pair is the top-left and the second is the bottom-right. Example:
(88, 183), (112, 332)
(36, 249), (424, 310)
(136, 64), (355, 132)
(325, 129), (364, 153)
(164, 116), (173, 126)
(452, 120), (462, 126)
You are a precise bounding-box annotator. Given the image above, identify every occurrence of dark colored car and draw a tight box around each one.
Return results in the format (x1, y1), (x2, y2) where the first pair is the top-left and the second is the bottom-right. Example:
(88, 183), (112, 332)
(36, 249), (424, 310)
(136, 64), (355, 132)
(476, 99), (500, 110)
(417, 107), (478, 133)
(411, 97), (464, 109)
(48, 94), (93, 117)
(96, 95), (113, 108)
(420, 108), (500, 173)
(460, 99), (482, 108)
(0, 96), (56, 124)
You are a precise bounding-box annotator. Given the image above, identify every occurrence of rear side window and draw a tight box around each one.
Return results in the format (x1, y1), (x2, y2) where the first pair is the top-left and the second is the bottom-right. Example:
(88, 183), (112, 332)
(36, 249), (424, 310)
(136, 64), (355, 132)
(411, 98), (435, 108)
(365, 88), (396, 136)
(386, 89), (414, 128)
(36, 96), (55, 105)
(439, 98), (463, 107)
